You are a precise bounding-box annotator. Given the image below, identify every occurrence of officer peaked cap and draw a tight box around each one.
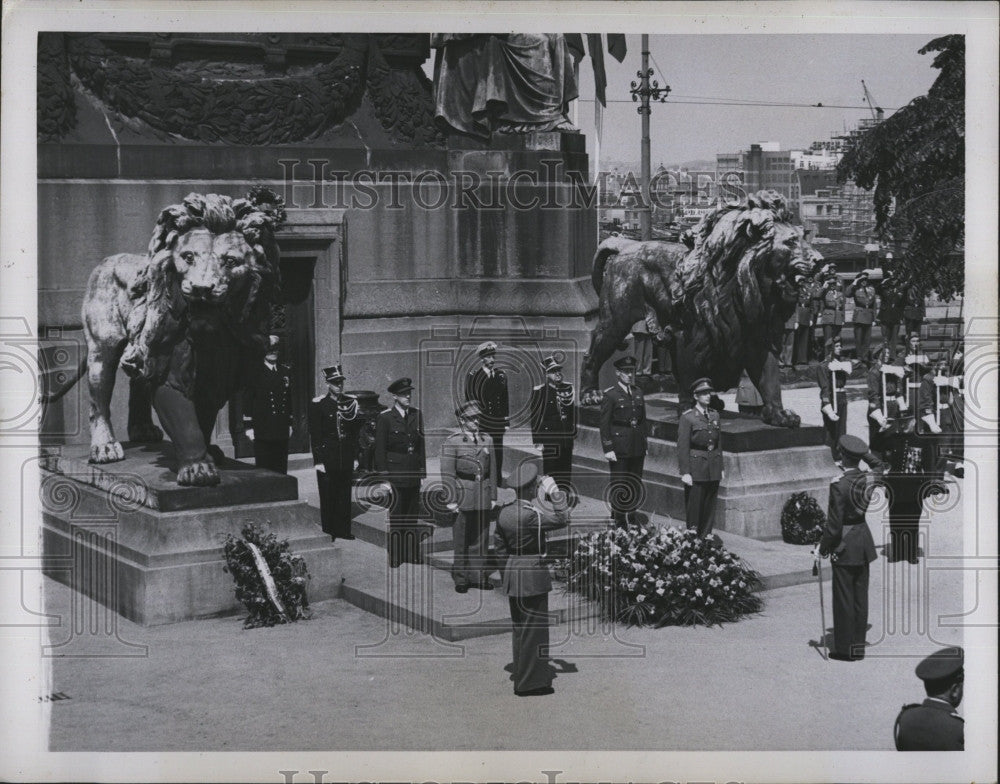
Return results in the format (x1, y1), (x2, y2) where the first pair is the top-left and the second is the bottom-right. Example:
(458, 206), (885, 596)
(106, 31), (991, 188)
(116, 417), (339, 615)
(477, 341), (498, 358)
(267, 334), (282, 349)
(505, 460), (539, 490)
(837, 434), (868, 460)
(915, 646), (964, 683)
(690, 377), (714, 395)
(323, 364), (346, 382)
(388, 377), (414, 395)
(456, 400), (481, 419)
(541, 356), (563, 373)
(614, 356), (637, 371)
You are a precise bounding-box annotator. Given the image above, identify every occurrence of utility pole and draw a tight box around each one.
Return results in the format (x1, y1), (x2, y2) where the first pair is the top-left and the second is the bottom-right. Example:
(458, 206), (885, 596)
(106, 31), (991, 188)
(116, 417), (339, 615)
(630, 34), (670, 241)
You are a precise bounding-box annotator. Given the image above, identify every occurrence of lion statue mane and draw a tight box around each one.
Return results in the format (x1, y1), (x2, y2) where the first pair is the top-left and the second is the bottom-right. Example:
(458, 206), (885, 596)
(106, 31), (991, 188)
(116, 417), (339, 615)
(45, 188), (286, 486)
(581, 190), (822, 428)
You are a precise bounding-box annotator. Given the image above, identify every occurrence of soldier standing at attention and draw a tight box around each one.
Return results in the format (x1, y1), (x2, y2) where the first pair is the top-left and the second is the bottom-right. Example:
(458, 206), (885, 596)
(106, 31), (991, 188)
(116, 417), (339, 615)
(494, 462), (569, 697)
(877, 270), (904, 355)
(846, 269), (878, 365)
(599, 356), (648, 528)
(308, 365), (360, 541)
(818, 336), (852, 465)
(465, 341), (509, 480)
(899, 271), (927, 340)
(374, 377), (426, 568)
(241, 334), (293, 474)
(818, 265), (847, 346)
(441, 401), (498, 594)
(529, 355), (577, 498)
(895, 646), (964, 751)
(677, 377), (724, 537)
(818, 435), (879, 662)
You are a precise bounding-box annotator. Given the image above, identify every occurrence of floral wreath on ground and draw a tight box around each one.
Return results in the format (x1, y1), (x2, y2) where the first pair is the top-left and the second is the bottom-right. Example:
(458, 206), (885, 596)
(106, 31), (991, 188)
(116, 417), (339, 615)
(559, 525), (764, 627)
(780, 491), (825, 545)
(222, 523), (312, 629)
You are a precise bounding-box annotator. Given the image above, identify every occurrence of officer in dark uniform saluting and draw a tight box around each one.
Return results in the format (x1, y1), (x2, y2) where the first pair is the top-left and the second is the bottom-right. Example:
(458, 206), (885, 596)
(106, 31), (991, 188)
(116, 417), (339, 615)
(818, 265), (846, 346)
(465, 341), (510, 479)
(877, 270), (904, 355)
(599, 356), (648, 527)
(818, 434), (879, 662)
(308, 365), (361, 540)
(374, 377), (426, 568)
(493, 461), (570, 697)
(529, 355), (577, 498)
(242, 334), (293, 474)
(895, 646), (964, 751)
(677, 377), (724, 537)
(846, 269), (878, 365)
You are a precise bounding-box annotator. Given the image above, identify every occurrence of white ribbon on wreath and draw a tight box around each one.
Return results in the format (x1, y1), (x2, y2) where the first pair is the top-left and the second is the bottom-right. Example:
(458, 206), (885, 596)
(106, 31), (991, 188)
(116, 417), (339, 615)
(246, 541), (290, 622)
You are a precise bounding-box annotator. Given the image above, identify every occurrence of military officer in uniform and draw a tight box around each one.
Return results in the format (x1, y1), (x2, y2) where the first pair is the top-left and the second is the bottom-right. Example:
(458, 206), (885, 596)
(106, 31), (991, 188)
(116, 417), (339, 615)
(374, 377), (427, 568)
(846, 269), (878, 365)
(793, 274), (819, 366)
(877, 270), (904, 355)
(817, 265), (846, 346)
(529, 355), (577, 498)
(441, 401), (498, 593)
(308, 365), (361, 540)
(818, 336), (852, 464)
(493, 461), (569, 697)
(241, 334), (293, 474)
(899, 272), (926, 339)
(866, 344), (907, 466)
(677, 377), (724, 537)
(818, 434), (879, 661)
(465, 341), (509, 479)
(599, 356), (648, 527)
(895, 646), (964, 751)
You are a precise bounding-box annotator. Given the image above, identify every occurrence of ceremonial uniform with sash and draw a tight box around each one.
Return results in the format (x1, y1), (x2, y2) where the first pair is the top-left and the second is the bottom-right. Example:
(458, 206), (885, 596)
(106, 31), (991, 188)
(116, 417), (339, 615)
(464, 341), (509, 479)
(494, 463), (569, 696)
(599, 356), (648, 527)
(847, 271), (878, 363)
(242, 335), (293, 474)
(677, 377), (724, 537)
(308, 365), (360, 540)
(817, 338), (852, 463)
(819, 435), (878, 661)
(895, 646), (964, 751)
(529, 356), (576, 495)
(374, 377), (426, 568)
(441, 401), (497, 592)
(877, 273), (904, 354)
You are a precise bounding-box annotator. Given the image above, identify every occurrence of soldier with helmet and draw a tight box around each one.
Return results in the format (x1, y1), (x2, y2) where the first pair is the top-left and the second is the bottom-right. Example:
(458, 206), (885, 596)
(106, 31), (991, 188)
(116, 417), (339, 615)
(677, 377), (724, 537)
(599, 356), (648, 527)
(529, 355), (577, 498)
(895, 646), (964, 751)
(241, 333), (293, 474)
(465, 341), (509, 479)
(308, 364), (361, 540)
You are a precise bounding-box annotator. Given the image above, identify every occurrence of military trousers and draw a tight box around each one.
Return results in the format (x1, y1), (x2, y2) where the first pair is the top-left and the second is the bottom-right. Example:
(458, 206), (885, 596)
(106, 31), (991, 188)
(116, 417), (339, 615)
(823, 391), (849, 462)
(609, 455), (645, 526)
(684, 479), (720, 537)
(831, 561), (870, 659)
(483, 427), (506, 480)
(508, 592), (554, 693)
(317, 468), (354, 539)
(823, 323), (843, 346)
(539, 438), (574, 496)
(452, 507), (491, 588)
(853, 323), (872, 364)
(387, 483), (425, 568)
(253, 438), (289, 474)
(880, 321), (900, 354)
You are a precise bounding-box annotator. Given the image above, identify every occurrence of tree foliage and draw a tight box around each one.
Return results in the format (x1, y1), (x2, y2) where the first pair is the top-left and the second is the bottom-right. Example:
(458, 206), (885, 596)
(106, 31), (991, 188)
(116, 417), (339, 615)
(837, 35), (964, 299)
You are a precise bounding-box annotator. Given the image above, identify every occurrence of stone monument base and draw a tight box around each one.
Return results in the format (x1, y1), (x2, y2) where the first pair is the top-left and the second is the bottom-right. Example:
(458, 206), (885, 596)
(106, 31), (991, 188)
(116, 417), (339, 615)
(40, 443), (342, 626)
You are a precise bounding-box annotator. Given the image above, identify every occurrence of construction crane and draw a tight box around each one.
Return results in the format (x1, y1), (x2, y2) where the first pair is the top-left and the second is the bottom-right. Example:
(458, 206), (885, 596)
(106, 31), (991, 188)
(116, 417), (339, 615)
(861, 80), (883, 122)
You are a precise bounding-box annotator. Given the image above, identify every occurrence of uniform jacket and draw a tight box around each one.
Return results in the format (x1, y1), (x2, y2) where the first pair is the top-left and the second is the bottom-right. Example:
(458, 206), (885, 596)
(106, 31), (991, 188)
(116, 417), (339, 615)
(901, 281), (926, 320)
(439, 430), (497, 511)
(817, 359), (851, 407)
(847, 280), (878, 324)
(242, 363), (292, 440)
(494, 498), (569, 597)
(818, 280), (846, 325)
(894, 698), (964, 751)
(308, 393), (361, 473)
(866, 363), (904, 419)
(917, 372), (954, 434)
(599, 383), (648, 457)
(465, 367), (509, 432)
(877, 280), (904, 324)
(374, 406), (426, 487)
(530, 382), (576, 441)
(820, 468), (878, 565)
(677, 405), (723, 481)
(797, 279), (819, 326)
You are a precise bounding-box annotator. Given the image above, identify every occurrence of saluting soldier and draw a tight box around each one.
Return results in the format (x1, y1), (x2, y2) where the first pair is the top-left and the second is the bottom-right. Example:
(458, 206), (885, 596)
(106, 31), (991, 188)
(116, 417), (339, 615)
(899, 272), (927, 339)
(599, 356), (648, 527)
(529, 355), (577, 498)
(895, 646), (964, 751)
(817, 265), (846, 346)
(677, 377), (724, 537)
(308, 365), (360, 540)
(493, 462), (569, 697)
(441, 401), (498, 593)
(877, 270), (904, 355)
(817, 336), (852, 464)
(846, 269), (878, 364)
(818, 434), (880, 662)
(465, 341), (509, 479)
(374, 377), (427, 568)
(241, 334), (293, 474)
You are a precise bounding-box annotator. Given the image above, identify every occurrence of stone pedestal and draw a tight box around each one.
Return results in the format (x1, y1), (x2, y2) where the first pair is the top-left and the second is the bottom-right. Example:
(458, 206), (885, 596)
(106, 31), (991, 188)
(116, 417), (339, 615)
(40, 443), (343, 626)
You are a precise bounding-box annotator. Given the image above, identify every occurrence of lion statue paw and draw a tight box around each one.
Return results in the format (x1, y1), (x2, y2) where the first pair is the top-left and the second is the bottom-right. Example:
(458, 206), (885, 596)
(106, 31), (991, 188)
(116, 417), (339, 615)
(176, 460), (221, 487)
(128, 423), (163, 443)
(90, 441), (125, 464)
(762, 405), (801, 429)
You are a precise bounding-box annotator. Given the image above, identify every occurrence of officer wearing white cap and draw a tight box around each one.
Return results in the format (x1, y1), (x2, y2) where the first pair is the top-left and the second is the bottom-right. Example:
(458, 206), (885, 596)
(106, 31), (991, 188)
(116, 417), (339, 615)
(818, 434), (879, 661)
(895, 646), (964, 750)
(374, 377), (426, 568)
(241, 334), (293, 474)
(308, 364), (360, 540)
(677, 377), (724, 537)
(529, 355), (577, 499)
(465, 341), (509, 478)
(599, 356), (648, 527)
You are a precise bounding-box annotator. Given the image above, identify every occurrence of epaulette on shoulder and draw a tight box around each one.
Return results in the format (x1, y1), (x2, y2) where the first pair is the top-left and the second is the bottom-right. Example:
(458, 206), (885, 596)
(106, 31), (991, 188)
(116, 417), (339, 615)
(830, 475), (840, 484)
(379, 407), (393, 415)
(533, 384), (545, 391)
(312, 394), (325, 403)
(603, 386), (615, 394)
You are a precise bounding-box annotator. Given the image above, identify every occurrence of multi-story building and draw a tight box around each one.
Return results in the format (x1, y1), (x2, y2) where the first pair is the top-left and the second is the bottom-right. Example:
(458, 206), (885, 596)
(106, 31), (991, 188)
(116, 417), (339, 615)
(715, 142), (799, 217)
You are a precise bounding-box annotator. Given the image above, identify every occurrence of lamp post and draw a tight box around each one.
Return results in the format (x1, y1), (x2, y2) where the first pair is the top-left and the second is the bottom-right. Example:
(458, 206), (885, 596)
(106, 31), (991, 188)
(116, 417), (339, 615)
(630, 34), (670, 241)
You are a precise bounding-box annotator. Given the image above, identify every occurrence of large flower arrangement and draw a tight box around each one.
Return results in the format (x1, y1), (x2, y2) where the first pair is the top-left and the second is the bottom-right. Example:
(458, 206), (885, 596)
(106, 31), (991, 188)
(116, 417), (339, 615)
(222, 524), (311, 629)
(561, 525), (764, 627)
(780, 492), (825, 545)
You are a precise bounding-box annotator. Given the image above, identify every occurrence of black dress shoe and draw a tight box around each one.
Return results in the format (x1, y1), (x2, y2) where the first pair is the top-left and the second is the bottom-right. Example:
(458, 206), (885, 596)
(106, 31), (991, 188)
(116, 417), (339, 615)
(454, 584), (469, 594)
(338, 533), (356, 541)
(515, 686), (555, 697)
(474, 582), (494, 591)
(828, 652), (856, 662)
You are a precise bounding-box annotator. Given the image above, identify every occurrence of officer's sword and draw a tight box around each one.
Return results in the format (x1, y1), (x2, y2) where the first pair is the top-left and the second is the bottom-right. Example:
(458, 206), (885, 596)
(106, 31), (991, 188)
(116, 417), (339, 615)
(812, 548), (828, 661)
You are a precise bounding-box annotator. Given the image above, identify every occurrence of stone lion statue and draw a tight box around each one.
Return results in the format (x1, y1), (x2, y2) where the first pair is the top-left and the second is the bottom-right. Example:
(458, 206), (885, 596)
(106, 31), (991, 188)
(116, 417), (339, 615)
(45, 188), (286, 485)
(581, 191), (822, 428)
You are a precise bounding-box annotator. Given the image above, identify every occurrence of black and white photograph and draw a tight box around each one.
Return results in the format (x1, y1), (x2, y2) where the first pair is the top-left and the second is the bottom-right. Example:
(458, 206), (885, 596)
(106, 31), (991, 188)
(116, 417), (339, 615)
(1, 2), (997, 782)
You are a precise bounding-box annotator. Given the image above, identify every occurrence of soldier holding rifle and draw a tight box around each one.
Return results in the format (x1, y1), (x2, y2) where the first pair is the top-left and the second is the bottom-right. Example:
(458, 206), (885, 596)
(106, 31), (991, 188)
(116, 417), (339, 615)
(818, 336), (853, 465)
